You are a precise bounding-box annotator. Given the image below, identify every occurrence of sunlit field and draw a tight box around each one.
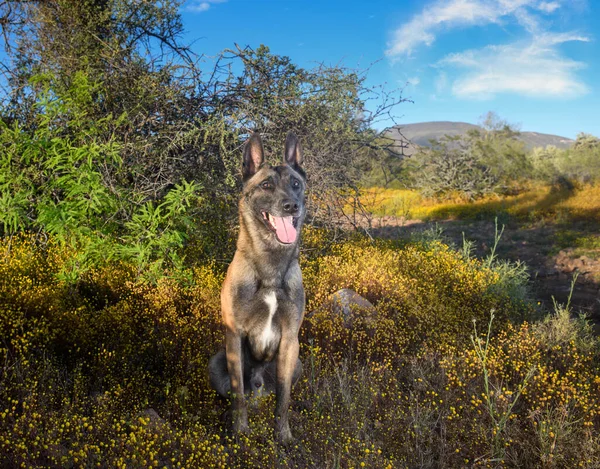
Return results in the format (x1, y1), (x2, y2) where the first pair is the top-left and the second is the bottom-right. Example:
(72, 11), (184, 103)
(363, 184), (600, 223)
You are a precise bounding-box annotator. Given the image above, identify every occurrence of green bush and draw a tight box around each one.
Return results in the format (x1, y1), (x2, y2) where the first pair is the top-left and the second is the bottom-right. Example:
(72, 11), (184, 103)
(0, 73), (203, 281)
(405, 124), (531, 200)
(406, 135), (499, 199)
(526, 133), (600, 186)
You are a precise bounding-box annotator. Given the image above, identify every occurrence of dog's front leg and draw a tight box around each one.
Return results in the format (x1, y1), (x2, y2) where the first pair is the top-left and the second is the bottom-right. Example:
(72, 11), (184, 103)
(275, 333), (299, 442)
(225, 328), (248, 434)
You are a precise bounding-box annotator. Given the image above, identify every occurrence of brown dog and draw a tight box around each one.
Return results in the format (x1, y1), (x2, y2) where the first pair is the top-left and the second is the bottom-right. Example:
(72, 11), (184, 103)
(209, 132), (306, 442)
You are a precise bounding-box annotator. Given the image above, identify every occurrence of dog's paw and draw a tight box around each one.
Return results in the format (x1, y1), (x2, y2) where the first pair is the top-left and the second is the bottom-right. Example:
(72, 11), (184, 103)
(233, 419), (250, 435)
(232, 408), (249, 435)
(276, 425), (294, 444)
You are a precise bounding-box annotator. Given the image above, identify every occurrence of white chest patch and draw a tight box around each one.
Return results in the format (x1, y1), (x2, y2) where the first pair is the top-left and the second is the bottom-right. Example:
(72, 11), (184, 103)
(259, 291), (278, 349)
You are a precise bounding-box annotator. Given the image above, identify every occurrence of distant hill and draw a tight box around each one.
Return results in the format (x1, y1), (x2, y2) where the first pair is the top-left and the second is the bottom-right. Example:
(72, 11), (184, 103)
(385, 121), (574, 156)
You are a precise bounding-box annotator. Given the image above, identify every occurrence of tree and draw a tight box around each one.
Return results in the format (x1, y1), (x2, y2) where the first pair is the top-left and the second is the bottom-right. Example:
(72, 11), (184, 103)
(479, 111), (520, 135)
(406, 113), (532, 198)
(528, 145), (562, 182)
(1, 0), (202, 199)
(560, 133), (600, 183)
(407, 135), (498, 199)
(215, 45), (403, 228)
(0, 0), (407, 266)
(572, 133), (600, 151)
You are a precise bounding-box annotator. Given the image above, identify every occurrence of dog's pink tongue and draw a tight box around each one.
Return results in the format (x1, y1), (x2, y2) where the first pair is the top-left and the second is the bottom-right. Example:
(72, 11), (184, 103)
(273, 216), (297, 244)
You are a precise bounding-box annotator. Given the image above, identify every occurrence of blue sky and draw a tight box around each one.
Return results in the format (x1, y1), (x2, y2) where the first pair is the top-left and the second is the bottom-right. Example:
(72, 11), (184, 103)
(181, 0), (599, 139)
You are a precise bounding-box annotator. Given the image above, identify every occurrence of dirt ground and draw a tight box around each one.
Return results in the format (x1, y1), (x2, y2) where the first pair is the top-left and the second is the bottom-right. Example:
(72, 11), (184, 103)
(367, 215), (600, 323)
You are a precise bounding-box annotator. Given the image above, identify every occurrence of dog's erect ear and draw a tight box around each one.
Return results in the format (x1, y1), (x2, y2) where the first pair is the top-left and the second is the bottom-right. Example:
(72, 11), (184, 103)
(243, 132), (265, 181)
(284, 132), (303, 168)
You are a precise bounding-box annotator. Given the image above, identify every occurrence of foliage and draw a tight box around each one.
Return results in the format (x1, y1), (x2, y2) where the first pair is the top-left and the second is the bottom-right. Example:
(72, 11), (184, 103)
(529, 146), (563, 182)
(0, 2), (598, 468)
(1, 1), (405, 235)
(0, 0), (408, 277)
(553, 230), (600, 258)
(301, 236), (532, 357)
(406, 135), (499, 199)
(470, 312), (536, 462)
(554, 134), (600, 184)
(1, 235), (599, 468)
(526, 133), (600, 186)
(0, 72), (202, 280)
(1, 0), (199, 198)
(468, 130), (531, 192)
(201, 44), (404, 228)
(397, 114), (530, 200)
(370, 111), (599, 204)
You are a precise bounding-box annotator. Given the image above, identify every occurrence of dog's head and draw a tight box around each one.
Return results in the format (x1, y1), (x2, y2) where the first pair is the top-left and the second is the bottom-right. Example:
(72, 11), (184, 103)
(240, 132), (306, 246)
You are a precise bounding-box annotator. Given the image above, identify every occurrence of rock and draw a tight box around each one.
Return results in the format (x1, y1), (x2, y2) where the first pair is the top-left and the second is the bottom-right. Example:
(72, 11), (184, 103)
(330, 288), (374, 315)
(554, 249), (595, 276)
(310, 289), (376, 326)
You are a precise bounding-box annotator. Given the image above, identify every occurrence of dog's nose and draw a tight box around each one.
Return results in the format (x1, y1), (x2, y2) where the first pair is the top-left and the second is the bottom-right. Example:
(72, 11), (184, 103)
(282, 200), (299, 213)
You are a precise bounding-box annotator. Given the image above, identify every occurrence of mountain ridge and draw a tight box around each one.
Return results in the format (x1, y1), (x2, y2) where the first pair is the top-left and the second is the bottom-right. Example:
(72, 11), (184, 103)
(385, 121), (574, 156)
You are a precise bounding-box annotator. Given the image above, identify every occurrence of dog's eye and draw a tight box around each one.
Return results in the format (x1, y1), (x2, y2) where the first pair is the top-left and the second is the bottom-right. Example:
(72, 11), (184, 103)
(291, 178), (300, 189)
(261, 181), (272, 190)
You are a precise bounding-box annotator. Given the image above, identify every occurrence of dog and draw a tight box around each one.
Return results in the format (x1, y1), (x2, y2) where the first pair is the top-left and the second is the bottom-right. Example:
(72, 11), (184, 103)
(209, 131), (306, 442)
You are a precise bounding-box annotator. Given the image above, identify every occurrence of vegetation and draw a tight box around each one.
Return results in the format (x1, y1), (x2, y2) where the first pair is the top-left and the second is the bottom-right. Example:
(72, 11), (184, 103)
(0, 0), (404, 280)
(3, 232), (600, 468)
(528, 133), (600, 186)
(365, 183), (600, 223)
(404, 115), (530, 199)
(0, 73), (203, 281)
(370, 112), (600, 202)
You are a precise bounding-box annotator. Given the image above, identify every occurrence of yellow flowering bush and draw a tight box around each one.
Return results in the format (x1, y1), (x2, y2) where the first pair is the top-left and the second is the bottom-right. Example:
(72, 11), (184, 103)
(1, 233), (598, 468)
(302, 238), (530, 361)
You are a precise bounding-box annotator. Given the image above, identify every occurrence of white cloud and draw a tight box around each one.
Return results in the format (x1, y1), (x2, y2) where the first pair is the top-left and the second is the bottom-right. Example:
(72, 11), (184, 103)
(184, 0), (227, 13)
(387, 0), (590, 100)
(189, 2), (210, 12)
(386, 0), (564, 57)
(386, 0), (500, 56)
(537, 1), (561, 13)
(513, 7), (541, 32)
(439, 32), (590, 99)
(408, 76), (421, 86)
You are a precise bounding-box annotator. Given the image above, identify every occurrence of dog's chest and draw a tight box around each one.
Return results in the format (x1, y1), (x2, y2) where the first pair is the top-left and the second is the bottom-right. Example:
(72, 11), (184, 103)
(247, 290), (282, 361)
